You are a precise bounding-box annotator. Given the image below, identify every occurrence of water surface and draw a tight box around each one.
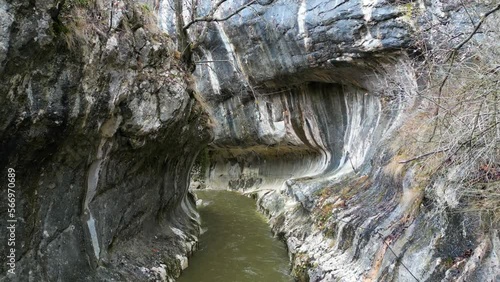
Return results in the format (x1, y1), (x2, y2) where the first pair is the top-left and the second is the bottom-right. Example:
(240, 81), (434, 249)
(178, 190), (292, 282)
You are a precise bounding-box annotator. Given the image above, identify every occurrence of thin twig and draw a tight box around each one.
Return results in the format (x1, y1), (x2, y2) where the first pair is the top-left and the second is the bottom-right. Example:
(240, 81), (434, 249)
(429, 4), (500, 141)
(399, 148), (449, 164)
(381, 235), (421, 282)
(451, 4), (500, 55)
(195, 60), (231, 63)
(331, 216), (420, 281)
(184, 0), (259, 30)
(347, 151), (357, 173)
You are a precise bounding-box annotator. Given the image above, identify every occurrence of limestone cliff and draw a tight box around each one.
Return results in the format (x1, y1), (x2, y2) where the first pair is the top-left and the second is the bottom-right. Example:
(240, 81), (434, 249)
(169, 0), (499, 281)
(1, 0), (498, 281)
(0, 0), (210, 281)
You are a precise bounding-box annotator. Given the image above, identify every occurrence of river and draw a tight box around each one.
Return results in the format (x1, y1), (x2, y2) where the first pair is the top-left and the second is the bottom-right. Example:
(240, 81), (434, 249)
(177, 190), (293, 282)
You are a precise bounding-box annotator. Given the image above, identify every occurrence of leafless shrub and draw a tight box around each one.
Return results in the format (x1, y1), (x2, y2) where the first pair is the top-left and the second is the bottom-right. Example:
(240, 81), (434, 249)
(397, 3), (500, 222)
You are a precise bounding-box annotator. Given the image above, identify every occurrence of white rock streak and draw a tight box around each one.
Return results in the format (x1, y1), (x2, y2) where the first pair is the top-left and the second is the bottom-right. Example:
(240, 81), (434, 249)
(297, 0), (310, 50)
(216, 23), (249, 80)
(84, 138), (112, 260)
(361, 0), (375, 22)
(202, 48), (221, 95)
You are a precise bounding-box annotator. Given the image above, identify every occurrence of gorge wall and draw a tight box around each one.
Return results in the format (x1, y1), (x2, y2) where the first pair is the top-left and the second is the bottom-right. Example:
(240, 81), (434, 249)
(0, 0), (211, 281)
(176, 0), (499, 281)
(0, 0), (498, 281)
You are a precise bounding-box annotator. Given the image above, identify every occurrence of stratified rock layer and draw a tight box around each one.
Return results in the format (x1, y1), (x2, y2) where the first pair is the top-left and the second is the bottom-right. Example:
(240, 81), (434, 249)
(177, 0), (499, 281)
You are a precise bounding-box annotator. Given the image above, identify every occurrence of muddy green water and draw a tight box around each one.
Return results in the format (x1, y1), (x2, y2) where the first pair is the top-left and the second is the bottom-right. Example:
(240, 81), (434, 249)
(178, 190), (292, 282)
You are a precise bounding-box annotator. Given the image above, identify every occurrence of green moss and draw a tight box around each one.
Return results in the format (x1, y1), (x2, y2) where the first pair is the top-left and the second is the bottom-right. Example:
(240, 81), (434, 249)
(323, 224), (337, 239)
(292, 253), (311, 282)
(162, 253), (181, 278)
(140, 3), (152, 13)
(400, 2), (419, 22)
(443, 257), (454, 268)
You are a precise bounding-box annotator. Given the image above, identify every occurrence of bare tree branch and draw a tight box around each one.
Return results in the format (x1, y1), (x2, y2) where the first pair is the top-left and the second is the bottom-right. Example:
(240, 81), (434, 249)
(399, 149), (449, 164)
(183, 0), (258, 30)
(429, 4), (500, 141)
(451, 4), (500, 55)
(195, 60), (232, 64)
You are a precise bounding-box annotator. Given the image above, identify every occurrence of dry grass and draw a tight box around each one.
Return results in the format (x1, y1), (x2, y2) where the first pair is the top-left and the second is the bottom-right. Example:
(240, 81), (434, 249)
(461, 182), (500, 222)
(60, 7), (94, 51)
(384, 154), (409, 180)
(57, 0), (163, 52)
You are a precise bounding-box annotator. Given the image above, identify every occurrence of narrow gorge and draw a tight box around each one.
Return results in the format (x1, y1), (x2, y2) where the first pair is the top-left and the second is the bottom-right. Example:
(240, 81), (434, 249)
(1, 0), (499, 281)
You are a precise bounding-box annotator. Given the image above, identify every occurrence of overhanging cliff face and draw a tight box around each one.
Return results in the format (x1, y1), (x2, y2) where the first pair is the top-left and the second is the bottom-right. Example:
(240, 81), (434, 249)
(186, 0), (412, 192)
(176, 0), (499, 281)
(188, 0), (412, 199)
(0, 1), (210, 281)
(206, 82), (395, 206)
(187, 0), (411, 91)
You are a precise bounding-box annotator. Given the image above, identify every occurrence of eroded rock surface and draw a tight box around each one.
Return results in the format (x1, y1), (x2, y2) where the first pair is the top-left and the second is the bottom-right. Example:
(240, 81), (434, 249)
(1, 0), (498, 281)
(173, 0), (499, 281)
(0, 1), (210, 281)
